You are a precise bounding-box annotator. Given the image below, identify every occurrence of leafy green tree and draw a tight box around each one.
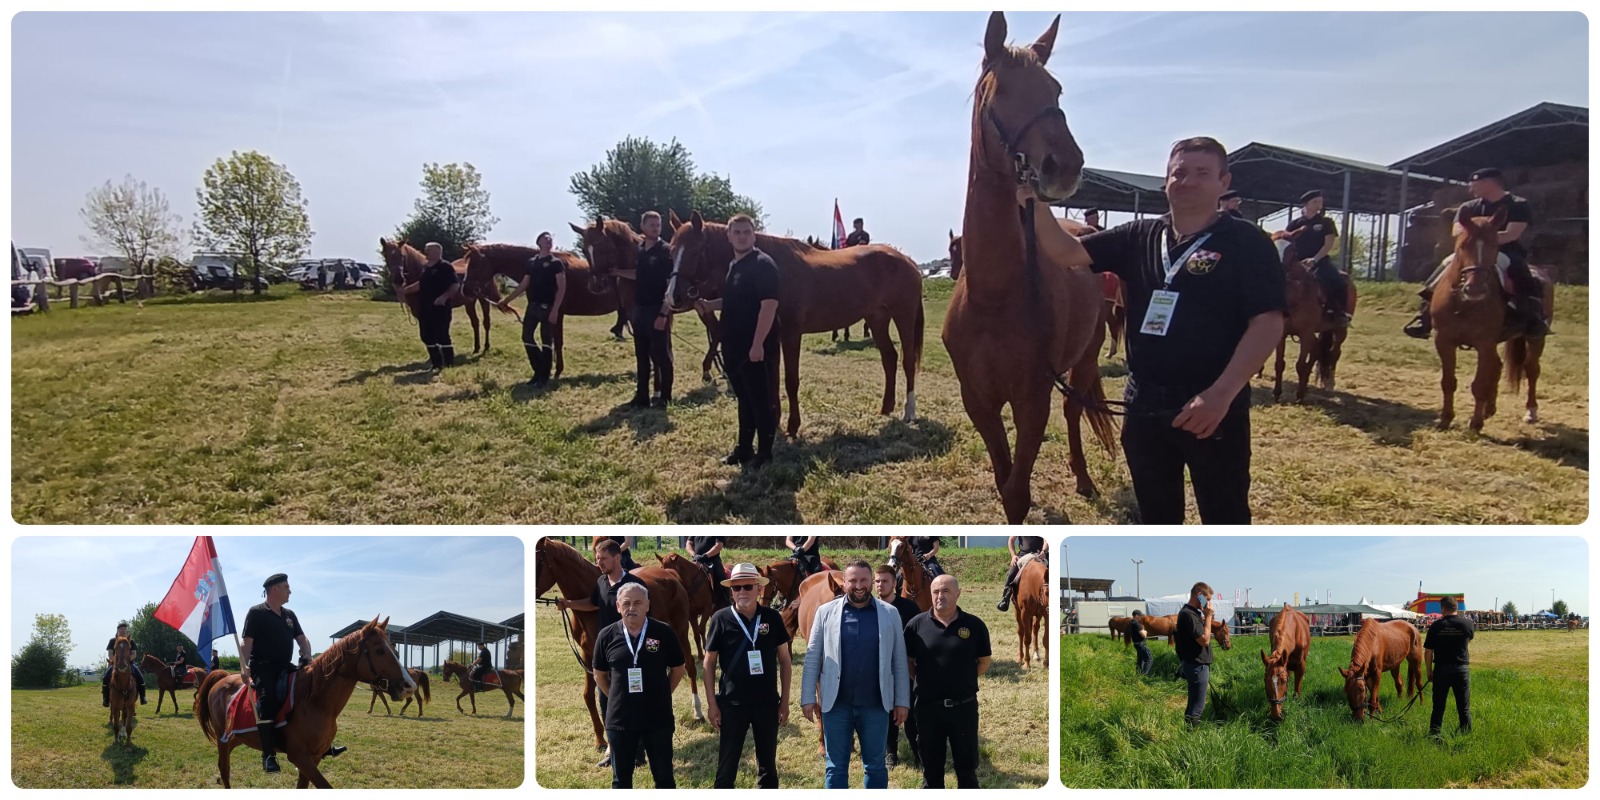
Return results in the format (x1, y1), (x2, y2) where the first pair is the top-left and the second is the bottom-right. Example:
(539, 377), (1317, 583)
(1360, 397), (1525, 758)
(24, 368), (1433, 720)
(193, 150), (313, 296)
(395, 162), (500, 262)
(1502, 600), (1519, 618)
(569, 136), (766, 244)
(128, 601), (203, 683)
(79, 174), (183, 275)
(11, 613), (73, 689)
(1552, 599), (1570, 617)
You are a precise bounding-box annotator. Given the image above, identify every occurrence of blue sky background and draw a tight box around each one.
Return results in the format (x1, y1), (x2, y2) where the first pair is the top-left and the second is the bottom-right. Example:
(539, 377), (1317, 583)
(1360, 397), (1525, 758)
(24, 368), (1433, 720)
(1062, 536), (1589, 614)
(10, 536), (523, 669)
(10, 11), (1588, 263)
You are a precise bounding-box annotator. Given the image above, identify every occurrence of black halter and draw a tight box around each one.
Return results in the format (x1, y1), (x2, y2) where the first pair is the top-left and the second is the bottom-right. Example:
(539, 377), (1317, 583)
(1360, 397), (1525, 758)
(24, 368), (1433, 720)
(985, 104), (1066, 178)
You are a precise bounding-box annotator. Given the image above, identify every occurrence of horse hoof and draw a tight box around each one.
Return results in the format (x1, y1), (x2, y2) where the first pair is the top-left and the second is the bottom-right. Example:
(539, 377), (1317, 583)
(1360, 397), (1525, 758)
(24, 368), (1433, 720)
(702, 371), (713, 382)
(1524, 410), (1538, 424)
(1075, 484), (1097, 499)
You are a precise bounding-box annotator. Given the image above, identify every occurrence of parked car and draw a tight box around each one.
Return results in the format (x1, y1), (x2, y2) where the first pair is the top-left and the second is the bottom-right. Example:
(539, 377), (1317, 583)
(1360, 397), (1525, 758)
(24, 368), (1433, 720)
(53, 257), (99, 281)
(17, 247), (53, 280)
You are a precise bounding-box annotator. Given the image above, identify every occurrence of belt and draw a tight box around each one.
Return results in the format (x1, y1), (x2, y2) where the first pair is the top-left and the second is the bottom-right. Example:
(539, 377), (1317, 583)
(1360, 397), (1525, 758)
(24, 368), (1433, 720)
(936, 696), (977, 708)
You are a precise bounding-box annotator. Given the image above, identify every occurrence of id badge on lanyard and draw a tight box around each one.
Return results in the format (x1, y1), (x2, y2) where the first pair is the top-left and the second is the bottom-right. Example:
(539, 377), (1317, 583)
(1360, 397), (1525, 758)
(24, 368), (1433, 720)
(624, 624), (646, 694)
(1140, 232), (1211, 338)
(740, 614), (764, 676)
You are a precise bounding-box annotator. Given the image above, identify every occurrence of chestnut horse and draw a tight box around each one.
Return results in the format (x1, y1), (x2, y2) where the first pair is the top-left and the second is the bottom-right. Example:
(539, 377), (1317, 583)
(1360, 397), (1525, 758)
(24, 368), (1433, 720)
(195, 617), (416, 788)
(440, 661), (524, 717)
(758, 555), (840, 610)
(1337, 618), (1423, 722)
(1430, 210), (1552, 429)
(1015, 557), (1048, 668)
(142, 653), (208, 714)
(805, 235), (868, 342)
(1140, 613), (1232, 649)
(1259, 604), (1310, 722)
(885, 537), (933, 612)
(1268, 228), (1355, 402)
(947, 229), (1115, 498)
(460, 242), (634, 378)
(1107, 615), (1133, 645)
(534, 537), (705, 752)
(368, 668), (430, 716)
(944, 12), (1116, 523)
(654, 552), (728, 656)
(792, 568), (848, 756)
(108, 636), (138, 751)
(378, 238), (502, 355)
(666, 211), (926, 437)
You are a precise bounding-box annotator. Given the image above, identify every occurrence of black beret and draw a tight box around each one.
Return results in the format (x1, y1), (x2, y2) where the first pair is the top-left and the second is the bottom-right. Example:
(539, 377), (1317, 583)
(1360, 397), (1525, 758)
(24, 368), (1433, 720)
(263, 573), (289, 589)
(1469, 167), (1503, 182)
(1298, 190), (1322, 203)
(1083, 208), (1100, 215)
(1219, 190), (1241, 201)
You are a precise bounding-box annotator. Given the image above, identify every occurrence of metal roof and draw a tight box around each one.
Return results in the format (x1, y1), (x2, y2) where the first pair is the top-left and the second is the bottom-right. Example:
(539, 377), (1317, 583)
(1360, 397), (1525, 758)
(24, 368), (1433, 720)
(1059, 577), (1116, 594)
(1227, 142), (1452, 213)
(327, 620), (451, 647)
(402, 610), (522, 643)
(1389, 102), (1588, 179)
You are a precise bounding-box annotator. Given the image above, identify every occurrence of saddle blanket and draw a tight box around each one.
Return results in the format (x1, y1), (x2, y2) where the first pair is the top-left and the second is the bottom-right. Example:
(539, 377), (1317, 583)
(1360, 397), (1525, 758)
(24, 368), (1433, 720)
(219, 672), (297, 743)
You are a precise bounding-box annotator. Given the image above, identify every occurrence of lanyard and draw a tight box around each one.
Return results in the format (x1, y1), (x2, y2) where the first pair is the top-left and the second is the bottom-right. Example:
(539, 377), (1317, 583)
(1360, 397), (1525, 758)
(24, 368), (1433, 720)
(623, 621), (647, 667)
(737, 610), (763, 648)
(1160, 232), (1212, 290)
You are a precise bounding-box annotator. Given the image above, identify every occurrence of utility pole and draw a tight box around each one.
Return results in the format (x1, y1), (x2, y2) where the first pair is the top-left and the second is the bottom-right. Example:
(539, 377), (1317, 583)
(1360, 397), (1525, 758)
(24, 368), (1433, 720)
(1131, 559), (1144, 599)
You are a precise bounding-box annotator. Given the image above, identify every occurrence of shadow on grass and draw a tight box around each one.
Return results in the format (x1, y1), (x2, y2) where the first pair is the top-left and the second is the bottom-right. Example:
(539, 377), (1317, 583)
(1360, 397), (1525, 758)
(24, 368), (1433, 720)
(567, 386), (728, 444)
(145, 291), (292, 307)
(664, 417), (956, 523)
(338, 361), (433, 385)
(100, 735), (149, 786)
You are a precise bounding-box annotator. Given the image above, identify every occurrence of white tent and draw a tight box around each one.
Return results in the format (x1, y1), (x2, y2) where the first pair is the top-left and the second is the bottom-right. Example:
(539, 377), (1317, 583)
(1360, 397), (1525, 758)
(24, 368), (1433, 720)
(1143, 593), (1237, 621)
(1361, 597), (1421, 619)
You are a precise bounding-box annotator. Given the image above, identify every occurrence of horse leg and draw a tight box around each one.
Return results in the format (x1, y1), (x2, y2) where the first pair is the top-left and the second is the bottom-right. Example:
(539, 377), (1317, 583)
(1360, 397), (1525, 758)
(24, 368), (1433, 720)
(471, 689), (478, 715)
(1323, 329), (1345, 392)
(553, 319), (565, 378)
(1061, 390), (1097, 499)
(961, 389), (1014, 497)
(699, 308), (719, 382)
(1471, 343), (1500, 431)
(465, 300), (482, 354)
(1001, 389), (1052, 525)
(1524, 336), (1543, 423)
(481, 297), (493, 352)
(218, 742), (234, 788)
(1435, 339), (1457, 429)
(783, 330), (803, 437)
(891, 305), (923, 422)
(868, 313), (898, 416)
(1272, 336), (1286, 401)
(1294, 335), (1314, 403)
(456, 688), (466, 714)
(504, 686), (515, 718)
(583, 671), (604, 750)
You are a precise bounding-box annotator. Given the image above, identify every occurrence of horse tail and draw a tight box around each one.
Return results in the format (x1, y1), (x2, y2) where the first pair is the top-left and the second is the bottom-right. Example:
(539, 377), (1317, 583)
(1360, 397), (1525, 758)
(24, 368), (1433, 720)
(911, 298), (926, 378)
(194, 670), (227, 744)
(1074, 363), (1118, 456)
(419, 671), (431, 701)
(1504, 336), (1528, 394)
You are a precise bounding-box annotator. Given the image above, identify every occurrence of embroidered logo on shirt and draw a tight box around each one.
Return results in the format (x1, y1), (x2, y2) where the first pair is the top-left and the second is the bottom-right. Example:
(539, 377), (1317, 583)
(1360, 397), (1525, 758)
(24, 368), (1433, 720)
(958, 627), (971, 639)
(757, 623), (770, 635)
(1185, 249), (1222, 275)
(645, 638), (661, 652)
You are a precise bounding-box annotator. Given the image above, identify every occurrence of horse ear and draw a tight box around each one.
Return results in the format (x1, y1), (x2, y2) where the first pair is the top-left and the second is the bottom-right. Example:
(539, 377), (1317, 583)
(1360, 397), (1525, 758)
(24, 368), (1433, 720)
(570, 222), (586, 235)
(379, 616), (390, 630)
(1337, 666), (1350, 678)
(669, 209), (683, 229)
(983, 11), (1009, 65)
(1260, 649), (1269, 666)
(1030, 15), (1060, 65)
(691, 210), (704, 232)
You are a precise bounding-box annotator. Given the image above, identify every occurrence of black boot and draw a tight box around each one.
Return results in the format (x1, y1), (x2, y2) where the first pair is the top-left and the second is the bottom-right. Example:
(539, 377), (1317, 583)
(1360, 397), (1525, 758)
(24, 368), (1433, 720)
(997, 585), (1015, 612)
(721, 447), (752, 466)
(324, 745), (348, 758)
(138, 684), (147, 705)
(440, 345), (456, 367)
(102, 682), (110, 708)
(1403, 298), (1432, 340)
(259, 725), (281, 773)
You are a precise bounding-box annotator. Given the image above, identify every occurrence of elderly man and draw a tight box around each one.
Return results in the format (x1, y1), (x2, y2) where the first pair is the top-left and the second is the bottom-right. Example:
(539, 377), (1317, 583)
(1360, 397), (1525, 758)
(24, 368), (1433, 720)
(905, 575), (991, 789)
(593, 582), (686, 789)
(556, 539), (646, 769)
(703, 563), (793, 788)
(801, 560), (910, 789)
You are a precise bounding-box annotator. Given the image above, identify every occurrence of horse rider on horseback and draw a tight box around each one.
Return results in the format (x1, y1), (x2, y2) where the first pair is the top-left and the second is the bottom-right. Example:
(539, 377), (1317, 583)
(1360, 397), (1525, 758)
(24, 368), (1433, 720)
(996, 536), (1048, 611)
(908, 536), (946, 578)
(786, 535), (822, 581)
(686, 536), (731, 608)
(471, 642), (495, 692)
(240, 573), (347, 774)
(102, 622), (148, 707)
(171, 645), (189, 682)
(1275, 190), (1352, 326)
(1404, 167), (1549, 340)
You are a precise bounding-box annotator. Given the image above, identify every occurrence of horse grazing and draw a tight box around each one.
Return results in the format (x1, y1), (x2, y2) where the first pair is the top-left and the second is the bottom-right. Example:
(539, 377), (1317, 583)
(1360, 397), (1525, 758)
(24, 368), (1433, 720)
(885, 537), (933, 612)
(369, 668), (430, 716)
(654, 552), (728, 655)
(142, 653), (207, 715)
(194, 616), (416, 788)
(943, 12), (1116, 523)
(440, 661), (524, 717)
(461, 242), (631, 378)
(1337, 618), (1423, 722)
(948, 228), (1116, 499)
(1014, 557), (1049, 668)
(378, 238), (504, 354)
(534, 537), (705, 752)
(1430, 210), (1553, 429)
(1259, 604), (1310, 722)
(666, 210), (926, 437)
(1268, 229), (1355, 402)
(108, 636), (138, 751)
(1140, 613), (1232, 649)
(758, 555), (840, 609)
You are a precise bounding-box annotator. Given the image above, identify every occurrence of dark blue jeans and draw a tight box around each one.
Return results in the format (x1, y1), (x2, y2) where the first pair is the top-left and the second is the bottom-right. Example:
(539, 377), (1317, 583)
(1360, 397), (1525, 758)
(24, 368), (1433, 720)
(822, 703), (890, 788)
(1179, 660), (1209, 724)
(1134, 642), (1153, 676)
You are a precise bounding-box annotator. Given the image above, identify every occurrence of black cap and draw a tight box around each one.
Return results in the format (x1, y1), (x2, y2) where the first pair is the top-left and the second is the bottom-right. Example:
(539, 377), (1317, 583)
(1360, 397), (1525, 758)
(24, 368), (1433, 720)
(1468, 167), (1503, 183)
(117, 622), (129, 628)
(1083, 208), (1100, 216)
(263, 573), (289, 589)
(1298, 190), (1323, 204)
(1219, 190), (1241, 201)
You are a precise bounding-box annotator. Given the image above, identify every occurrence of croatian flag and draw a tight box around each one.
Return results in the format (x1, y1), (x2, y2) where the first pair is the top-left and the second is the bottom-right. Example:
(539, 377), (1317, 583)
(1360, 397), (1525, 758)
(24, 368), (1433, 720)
(832, 200), (847, 249)
(154, 536), (237, 656)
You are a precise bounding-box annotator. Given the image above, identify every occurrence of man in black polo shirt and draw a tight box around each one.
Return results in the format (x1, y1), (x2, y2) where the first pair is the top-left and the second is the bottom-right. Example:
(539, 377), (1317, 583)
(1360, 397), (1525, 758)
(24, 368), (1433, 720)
(1424, 594), (1475, 737)
(905, 575), (991, 789)
(1405, 167), (1547, 339)
(702, 563), (793, 788)
(499, 232), (566, 388)
(593, 583), (686, 789)
(787, 535), (823, 580)
(685, 536), (731, 608)
(556, 539), (647, 769)
(846, 217), (871, 247)
(1174, 582), (1217, 727)
(102, 622), (147, 707)
(1127, 610), (1152, 676)
(408, 242), (463, 371)
(996, 536), (1046, 612)
(875, 564), (922, 768)
(240, 573), (348, 773)
(618, 210), (675, 407)
(1023, 137), (1285, 524)
(1218, 190), (1244, 219)
(1082, 208), (1104, 232)
(696, 214), (781, 470)
(1276, 190), (1350, 326)
(210, 648), (222, 672)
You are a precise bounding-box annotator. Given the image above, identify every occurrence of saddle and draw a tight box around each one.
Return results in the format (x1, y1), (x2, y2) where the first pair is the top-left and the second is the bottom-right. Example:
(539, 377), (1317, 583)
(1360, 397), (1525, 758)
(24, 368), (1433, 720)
(219, 671), (298, 743)
(1016, 552), (1042, 570)
(475, 670), (502, 688)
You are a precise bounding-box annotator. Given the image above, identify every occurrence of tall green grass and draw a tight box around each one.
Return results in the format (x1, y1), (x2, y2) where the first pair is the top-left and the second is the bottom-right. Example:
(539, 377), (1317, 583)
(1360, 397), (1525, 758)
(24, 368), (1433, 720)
(1059, 630), (1587, 788)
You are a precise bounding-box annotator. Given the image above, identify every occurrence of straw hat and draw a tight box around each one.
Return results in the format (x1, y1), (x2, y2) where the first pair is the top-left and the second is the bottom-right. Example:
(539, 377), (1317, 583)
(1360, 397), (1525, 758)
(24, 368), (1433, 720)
(720, 562), (770, 587)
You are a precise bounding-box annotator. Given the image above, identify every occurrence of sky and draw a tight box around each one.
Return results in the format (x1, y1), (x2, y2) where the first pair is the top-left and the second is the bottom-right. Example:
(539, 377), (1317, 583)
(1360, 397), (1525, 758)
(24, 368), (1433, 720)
(1061, 536), (1589, 615)
(9, 536), (523, 669)
(9, 10), (1587, 265)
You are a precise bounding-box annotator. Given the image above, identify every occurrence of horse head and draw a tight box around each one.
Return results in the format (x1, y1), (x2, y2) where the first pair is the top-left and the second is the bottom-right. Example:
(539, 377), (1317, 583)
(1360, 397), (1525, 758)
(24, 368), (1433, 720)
(1212, 619), (1232, 651)
(112, 636), (133, 673)
(667, 210), (721, 310)
(1261, 650), (1288, 721)
(1451, 208), (1508, 303)
(344, 616), (414, 701)
(974, 12), (1083, 203)
(534, 537), (558, 598)
(574, 216), (638, 295)
(948, 231), (964, 280)
(1337, 664), (1369, 722)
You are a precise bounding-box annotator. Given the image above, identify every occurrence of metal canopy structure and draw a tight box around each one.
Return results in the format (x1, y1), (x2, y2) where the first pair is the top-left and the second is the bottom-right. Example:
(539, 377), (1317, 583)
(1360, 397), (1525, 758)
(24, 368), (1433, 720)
(327, 611), (524, 672)
(1055, 168), (1169, 216)
(1389, 102), (1588, 180)
(1227, 142), (1450, 213)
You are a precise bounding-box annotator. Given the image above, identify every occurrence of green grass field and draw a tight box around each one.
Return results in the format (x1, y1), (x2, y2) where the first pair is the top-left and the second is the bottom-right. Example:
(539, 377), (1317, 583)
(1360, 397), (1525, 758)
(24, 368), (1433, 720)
(533, 544), (1049, 788)
(1058, 628), (1588, 788)
(9, 279), (1587, 523)
(9, 681), (523, 788)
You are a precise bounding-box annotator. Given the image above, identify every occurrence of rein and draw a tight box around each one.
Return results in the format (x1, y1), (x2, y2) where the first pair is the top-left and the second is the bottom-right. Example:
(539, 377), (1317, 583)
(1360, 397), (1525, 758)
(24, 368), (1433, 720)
(1366, 674), (1432, 724)
(536, 597), (593, 676)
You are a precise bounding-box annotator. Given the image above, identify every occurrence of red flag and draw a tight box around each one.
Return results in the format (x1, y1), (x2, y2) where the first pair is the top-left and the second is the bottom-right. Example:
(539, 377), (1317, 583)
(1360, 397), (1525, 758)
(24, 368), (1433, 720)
(832, 200), (847, 249)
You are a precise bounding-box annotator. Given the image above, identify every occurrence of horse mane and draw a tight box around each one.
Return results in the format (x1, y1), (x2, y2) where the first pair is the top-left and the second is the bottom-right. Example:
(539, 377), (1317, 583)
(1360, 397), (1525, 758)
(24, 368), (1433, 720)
(1348, 618), (1380, 670)
(307, 621), (382, 684)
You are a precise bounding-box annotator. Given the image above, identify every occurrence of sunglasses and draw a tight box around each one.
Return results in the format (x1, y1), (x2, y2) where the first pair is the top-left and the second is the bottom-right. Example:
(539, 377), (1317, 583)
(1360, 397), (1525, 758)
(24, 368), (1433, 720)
(730, 584), (759, 592)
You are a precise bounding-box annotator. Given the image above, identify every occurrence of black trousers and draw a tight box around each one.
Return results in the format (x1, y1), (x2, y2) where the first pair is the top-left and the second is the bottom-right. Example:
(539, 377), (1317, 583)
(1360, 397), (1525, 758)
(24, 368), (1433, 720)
(1429, 665), (1472, 734)
(714, 699), (780, 788)
(1133, 641), (1153, 675)
(608, 726), (675, 789)
(632, 305), (673, 400)
(251, 665), (290, 749)
(915, 698), (980, 789)
(1311, 258), (1348, 314)
(726, 348), (779, 456)
(418, 304), (454, 368)
(1121, 399), (1252, 525)
(888, 693), (919, 764)
(1002, 551), (1042, 592)
(1505, 255), (1541, 298)
(522, 303), (555, 380)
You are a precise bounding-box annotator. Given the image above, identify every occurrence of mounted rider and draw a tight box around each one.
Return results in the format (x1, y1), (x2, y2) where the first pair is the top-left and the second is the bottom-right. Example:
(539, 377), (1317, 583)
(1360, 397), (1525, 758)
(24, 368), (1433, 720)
(786, 535), (822, 581)
(471, 642), (495, 692)
(101, 622), (148, 707)
(996, 536), (1047, 612)
(685, 536), (731, 608)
